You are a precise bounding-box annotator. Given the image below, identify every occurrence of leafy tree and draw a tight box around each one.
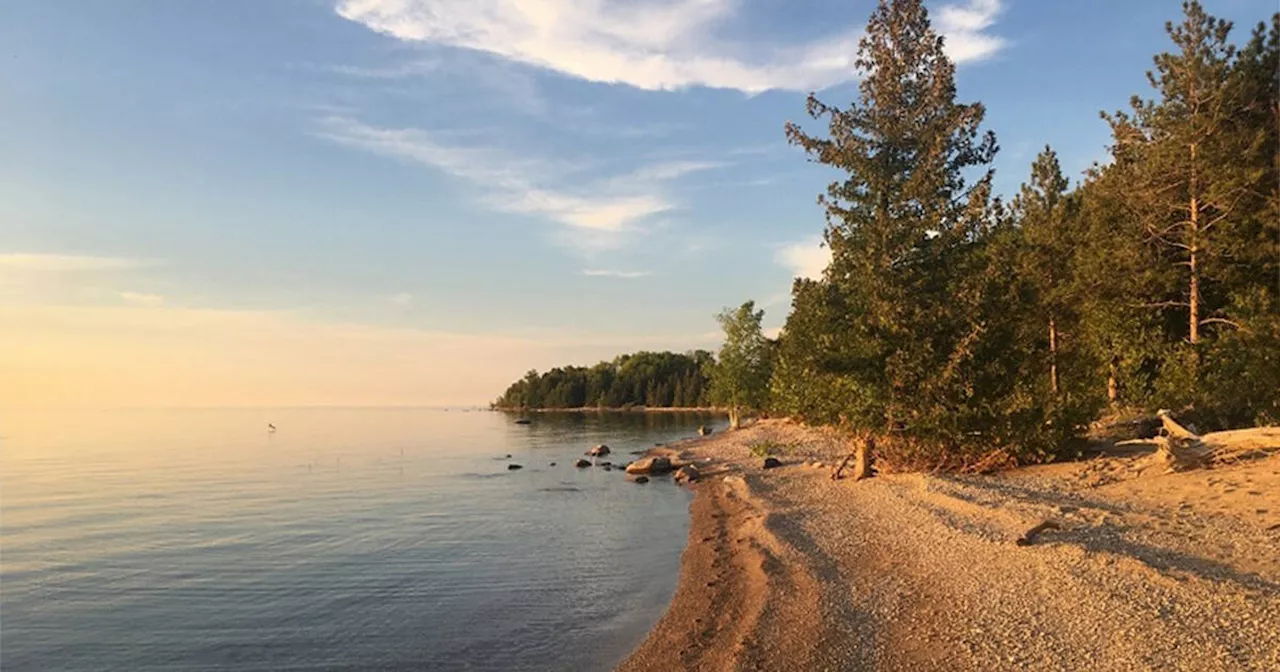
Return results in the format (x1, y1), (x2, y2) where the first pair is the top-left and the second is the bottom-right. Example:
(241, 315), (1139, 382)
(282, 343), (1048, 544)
(492, 351), (713, 410)
(710, 301), (772, 429)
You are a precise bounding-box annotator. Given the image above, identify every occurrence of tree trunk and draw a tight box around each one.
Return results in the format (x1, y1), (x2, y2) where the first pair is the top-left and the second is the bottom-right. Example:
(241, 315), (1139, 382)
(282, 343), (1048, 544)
(1189, 241), (1200, 345)
(728, 407), (741, 430)
(1107, 356), (1119, 406)
(1188, 144), (1200, 345)
(1048, 316), (1059, 395)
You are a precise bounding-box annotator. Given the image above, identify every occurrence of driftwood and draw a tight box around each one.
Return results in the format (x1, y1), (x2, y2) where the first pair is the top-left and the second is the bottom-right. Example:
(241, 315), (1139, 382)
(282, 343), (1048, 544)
(1015, 520), (1061, 546)
(1154, 410), (1212, 471)
(1154, 410), (1279, 470)
(831, 438), (875, 481)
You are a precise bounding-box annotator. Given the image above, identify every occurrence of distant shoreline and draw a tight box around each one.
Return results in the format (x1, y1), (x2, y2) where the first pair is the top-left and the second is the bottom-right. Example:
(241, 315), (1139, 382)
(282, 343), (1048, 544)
(492, 406), (724, 414)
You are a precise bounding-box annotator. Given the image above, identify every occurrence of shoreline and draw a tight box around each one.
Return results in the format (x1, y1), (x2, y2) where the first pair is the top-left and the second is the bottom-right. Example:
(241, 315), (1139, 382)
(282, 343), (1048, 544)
(493, 407), (725, 414)
(618, 419), (1280, 670)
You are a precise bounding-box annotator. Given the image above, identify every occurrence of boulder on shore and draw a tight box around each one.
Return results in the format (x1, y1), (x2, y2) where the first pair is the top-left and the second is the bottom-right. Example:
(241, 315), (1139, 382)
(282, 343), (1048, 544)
(574, 459), (592, 468)
(626, 456), (673, 475)
(586, 444), (611, 457)
(763, 457), (782, 470)
(674, 465), (700, 484)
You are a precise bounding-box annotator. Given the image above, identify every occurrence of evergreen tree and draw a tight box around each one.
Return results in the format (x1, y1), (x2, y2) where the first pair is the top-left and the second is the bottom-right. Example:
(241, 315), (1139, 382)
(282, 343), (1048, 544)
(1010, 146), (1077, 396)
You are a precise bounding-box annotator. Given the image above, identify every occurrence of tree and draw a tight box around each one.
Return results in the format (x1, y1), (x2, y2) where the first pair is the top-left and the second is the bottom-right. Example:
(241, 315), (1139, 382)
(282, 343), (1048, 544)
(1103, 1), (1260, 348)
(710, 301), (772, 429)
(1011, 146), (1077, 396)
(783, 0), (1065, 463)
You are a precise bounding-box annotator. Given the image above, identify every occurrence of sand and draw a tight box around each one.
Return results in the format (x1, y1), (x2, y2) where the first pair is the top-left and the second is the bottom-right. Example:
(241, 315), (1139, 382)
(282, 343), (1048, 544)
(618, 420), (1280, 671)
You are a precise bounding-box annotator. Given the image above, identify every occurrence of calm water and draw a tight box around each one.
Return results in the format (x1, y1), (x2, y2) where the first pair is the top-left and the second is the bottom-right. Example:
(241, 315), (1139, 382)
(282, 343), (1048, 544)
(0, 408), (723, 671)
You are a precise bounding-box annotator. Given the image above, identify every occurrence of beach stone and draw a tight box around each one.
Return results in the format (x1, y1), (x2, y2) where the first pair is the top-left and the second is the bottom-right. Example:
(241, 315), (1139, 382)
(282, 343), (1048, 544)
(586, 444), (611, 457)
(574, 459), (592, 468)
(507, 464), (523, 470)
(626, 456), (673, 475)
(763, 457), (782, 469)
(633, 476), (650, 484)
(674, 465), (700, 484)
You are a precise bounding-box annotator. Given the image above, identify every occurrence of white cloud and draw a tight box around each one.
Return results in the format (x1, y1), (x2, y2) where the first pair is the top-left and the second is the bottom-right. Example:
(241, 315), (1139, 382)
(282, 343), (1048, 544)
(334, 0), (1008, 93)
(0, 254), (145, 272)
(936, 0), (1007, 62)
(387, 292), (414, 306)
(318, 117), (720, 239)
(582, 269), (650, 278)
(120, 291), (164, 307)
(775, 236), (830, 281)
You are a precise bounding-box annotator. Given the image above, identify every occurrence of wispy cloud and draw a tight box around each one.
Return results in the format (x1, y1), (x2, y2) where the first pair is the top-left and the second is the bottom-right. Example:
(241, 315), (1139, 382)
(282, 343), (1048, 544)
(775, 236), (830, 281)
(334, 0), (1008, 93)
(0, 253), (146, 272)
(387, 292), (414, 306)
(120, 291), (165, 306)
(317, 117), (722, 242)
(936, 0), (1008, 62)
(582, 269), (650, 279)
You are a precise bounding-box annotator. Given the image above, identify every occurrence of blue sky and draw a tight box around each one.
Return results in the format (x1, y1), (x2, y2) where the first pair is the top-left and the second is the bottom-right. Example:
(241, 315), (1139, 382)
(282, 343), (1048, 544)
(2, 0), (1275, 406)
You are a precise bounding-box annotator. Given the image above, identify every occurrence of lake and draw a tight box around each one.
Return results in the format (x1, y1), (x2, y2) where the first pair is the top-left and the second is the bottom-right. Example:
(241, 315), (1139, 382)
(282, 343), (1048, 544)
(0, 408), (722, 671)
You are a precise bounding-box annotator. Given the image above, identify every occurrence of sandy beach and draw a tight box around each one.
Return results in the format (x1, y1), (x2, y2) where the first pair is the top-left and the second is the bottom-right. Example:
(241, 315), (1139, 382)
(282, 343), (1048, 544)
(619, 420), (1280, 671)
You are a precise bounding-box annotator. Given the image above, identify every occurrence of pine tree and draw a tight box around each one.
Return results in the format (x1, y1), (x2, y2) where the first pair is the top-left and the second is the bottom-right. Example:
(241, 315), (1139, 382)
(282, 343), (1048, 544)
(1103, 1), (1259, 348)
(783, 0), (1007, 455)
(1011, 147), (1076, 396)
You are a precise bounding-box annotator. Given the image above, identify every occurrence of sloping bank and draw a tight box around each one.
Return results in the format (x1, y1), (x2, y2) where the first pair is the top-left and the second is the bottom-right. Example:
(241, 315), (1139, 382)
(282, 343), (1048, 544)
(618, 419), (1280, 671)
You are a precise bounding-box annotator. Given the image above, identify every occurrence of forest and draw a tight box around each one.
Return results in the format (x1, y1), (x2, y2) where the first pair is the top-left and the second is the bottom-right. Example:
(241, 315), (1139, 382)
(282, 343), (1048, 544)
(498, 1), (1277, 471)
(766, 0), (1278, 469)
(492, 351), (714, 410)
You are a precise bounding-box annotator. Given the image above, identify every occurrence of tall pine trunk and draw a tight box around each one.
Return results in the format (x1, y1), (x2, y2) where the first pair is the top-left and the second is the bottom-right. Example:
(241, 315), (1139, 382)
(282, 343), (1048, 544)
(1107, 356), (1119, 406)
(1049, 316), (1059, 395)
(1188, 144), (1200, 345)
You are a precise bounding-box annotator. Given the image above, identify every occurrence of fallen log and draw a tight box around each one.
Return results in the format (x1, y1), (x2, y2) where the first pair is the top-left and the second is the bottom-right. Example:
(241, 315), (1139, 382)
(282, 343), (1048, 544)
(1015, 520), (1061, 546)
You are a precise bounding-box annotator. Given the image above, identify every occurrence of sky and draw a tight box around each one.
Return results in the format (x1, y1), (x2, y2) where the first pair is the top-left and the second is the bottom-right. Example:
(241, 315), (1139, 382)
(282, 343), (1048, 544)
(2, 0), (1275, 408)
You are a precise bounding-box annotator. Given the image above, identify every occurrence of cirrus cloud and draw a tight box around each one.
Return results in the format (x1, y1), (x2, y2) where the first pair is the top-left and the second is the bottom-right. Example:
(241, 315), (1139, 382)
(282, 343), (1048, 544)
(335, 0), (1009, 93)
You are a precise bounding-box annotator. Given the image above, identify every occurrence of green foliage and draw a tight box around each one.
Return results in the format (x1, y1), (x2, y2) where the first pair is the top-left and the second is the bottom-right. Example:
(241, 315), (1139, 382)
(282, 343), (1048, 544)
(492, 350), (714, 409)
(748, 440), (789, 459)
(771, 0), (1277, 470)
(709, 301), (774, 428)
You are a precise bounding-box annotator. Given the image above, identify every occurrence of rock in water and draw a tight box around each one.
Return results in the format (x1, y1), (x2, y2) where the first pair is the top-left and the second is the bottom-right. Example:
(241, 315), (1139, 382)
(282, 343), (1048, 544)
(549, 462), (557, 467)
(698, 425), (712, 436)
(596, 461), (612, 468)
(507, 464), (524, 470)
(625, 456), (673, 474)
(586, 444), (611, 457)
(574, 459), (592, 468)
(674, 465), (700, 484)
(763, 457), (782, 470)
(602, 465), (613, 471)
(514, 419), (532, 425)
(633, 476), (650, 484)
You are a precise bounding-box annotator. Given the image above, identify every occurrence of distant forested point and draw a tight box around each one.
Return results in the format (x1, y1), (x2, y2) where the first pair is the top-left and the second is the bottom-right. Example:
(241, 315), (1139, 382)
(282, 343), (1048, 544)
(492, 351), (715, 410)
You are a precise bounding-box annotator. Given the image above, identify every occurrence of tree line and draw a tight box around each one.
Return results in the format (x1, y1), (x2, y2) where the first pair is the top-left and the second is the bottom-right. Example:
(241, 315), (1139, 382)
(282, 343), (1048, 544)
(492, 351), (715, 409)
(721, 0), (1276, 469)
